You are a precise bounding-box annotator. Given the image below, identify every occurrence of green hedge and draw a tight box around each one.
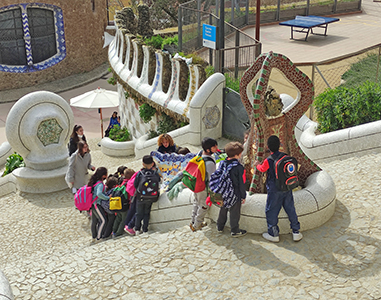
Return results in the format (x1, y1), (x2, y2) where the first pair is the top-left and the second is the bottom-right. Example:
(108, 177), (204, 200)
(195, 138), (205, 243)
(314, 81), (381, 133)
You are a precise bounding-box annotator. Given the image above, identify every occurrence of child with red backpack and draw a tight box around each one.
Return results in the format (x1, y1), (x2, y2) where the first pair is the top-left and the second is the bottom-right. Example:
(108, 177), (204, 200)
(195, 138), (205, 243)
(189, 137), (218, 232)
(255, 135), (302, 243)
(89, 167), (109, 241)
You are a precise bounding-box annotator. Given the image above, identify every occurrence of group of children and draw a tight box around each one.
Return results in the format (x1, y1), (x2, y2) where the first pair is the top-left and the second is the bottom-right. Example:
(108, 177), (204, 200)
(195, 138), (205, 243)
(87, 134), (302, 243)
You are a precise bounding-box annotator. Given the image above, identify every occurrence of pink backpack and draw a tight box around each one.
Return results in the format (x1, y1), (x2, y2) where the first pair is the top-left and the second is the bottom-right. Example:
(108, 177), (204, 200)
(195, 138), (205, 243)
(126, 171), (138, 197)
(74, 181), (104, 211)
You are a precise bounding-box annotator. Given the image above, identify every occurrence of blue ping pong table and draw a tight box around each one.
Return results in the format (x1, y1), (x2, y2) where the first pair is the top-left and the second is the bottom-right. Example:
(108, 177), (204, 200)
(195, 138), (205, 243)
(279, 15), (340, 41)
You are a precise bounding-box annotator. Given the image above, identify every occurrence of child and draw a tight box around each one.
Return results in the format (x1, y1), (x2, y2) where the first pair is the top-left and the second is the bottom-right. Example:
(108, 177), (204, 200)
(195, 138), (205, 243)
(157, 133), (177, 154)
(114, 165), (127, 185)
(101, 176), (119, 238)
(190, 137), (218, 232)
(255, 135), (303, 242)
(89, 167), (109, 241)
(129, 155), (161, 235)
(112, 168), (135, 237)
(216, 142), (247, 237)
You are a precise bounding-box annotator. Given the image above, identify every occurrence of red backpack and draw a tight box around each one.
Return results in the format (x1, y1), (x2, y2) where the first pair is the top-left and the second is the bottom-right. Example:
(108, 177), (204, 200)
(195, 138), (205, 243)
(182, 154), (214, 193)
(74, 181), (104, 211)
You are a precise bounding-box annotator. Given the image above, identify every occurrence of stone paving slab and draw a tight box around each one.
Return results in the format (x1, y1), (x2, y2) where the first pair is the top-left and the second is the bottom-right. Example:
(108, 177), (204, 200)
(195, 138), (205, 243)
(0, 143), (381, 299)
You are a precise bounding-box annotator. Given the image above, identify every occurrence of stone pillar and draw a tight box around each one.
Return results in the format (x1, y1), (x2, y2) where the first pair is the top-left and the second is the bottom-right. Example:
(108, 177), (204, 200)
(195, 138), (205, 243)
(5, 91), (74, 193)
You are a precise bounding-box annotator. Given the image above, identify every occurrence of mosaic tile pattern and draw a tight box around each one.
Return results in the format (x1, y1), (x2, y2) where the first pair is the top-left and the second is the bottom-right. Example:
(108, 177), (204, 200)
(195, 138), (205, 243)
(0, 3), (66, 73)
(183, 65), (197, 117)
(148, 53), (161, 99)
(239, 52), (320, 194)
(163, 60), (178, 108)
(202, 106), (221, 129)
(37, 118), (63, 147)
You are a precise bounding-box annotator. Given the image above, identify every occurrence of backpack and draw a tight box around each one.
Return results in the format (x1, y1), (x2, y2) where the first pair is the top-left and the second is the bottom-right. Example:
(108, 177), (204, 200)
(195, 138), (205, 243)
(137, 169), (160, 202)
(269, 153), (299, 192)
(209, 160), (239, 208)
(74, 181), (103, 212)
(109, 183), (130, 212)
(182, 154), (214, 193)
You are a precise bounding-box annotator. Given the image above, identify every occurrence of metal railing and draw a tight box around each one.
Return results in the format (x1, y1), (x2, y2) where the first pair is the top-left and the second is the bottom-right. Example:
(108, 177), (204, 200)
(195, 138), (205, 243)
(179, 0), (262, 78)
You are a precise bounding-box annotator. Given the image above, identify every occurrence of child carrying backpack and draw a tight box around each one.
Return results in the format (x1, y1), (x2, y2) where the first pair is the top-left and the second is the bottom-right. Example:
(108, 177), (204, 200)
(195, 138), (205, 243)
(211, 142), (247, 237)
(130, 155), (161, 235)
(186, 137), (218, 232)
(255, 135), (302, 243)
(100, 176), (119, 239)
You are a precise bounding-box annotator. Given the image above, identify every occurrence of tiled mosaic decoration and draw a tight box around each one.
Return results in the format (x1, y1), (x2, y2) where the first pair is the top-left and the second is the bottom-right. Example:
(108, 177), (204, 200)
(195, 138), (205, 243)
(202, 106), (221, 129)
(37, 118), (63, 147)
(239, 52), (320, 194)
(0, 3), (66, 73)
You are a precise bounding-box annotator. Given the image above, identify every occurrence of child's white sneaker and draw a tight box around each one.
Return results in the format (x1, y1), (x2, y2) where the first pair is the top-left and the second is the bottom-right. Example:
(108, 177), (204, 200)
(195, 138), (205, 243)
(292, 231), (303, 242)
(262, 232), (280, 242)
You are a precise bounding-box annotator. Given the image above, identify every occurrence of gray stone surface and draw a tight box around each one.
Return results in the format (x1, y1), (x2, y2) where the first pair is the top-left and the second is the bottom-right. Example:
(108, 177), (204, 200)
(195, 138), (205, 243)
(0, 140), (380, 299)
(0, 270), (13, 300)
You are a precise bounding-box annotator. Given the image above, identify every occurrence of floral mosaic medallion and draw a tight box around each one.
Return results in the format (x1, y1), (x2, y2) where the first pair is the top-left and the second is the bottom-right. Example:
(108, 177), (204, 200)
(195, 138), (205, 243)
(37, 118), (63, 147)
(202, 106), (220, 129)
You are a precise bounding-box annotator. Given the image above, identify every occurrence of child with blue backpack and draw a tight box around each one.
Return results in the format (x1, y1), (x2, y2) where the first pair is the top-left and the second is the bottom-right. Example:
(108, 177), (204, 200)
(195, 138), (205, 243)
(214, 142), (247, 237)
(255, 135), (303, 242)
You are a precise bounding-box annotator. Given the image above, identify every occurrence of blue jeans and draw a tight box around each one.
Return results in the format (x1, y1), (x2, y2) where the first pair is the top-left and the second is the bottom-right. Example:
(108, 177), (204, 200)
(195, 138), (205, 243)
(266, 190), (300, 237)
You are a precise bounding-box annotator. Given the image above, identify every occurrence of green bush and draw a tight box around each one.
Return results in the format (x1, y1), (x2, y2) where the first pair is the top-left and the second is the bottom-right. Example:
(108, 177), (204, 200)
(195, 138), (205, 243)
(157, 113), (178, 134)
(143, 35), (164, 49)
(107, 76), (116, 86)
(162, 35), (178, 50)
(225, 73), (241, 93)
(205, 65), (215, 78)
(139, 103), (156, 123)
(314, 81), (381, 133)
(341, 54), (381, 89)
(2, 152), (25, 177)
(108, 125), (131, 142)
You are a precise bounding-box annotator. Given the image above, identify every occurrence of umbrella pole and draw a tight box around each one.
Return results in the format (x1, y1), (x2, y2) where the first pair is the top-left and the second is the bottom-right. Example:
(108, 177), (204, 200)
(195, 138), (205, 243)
(100, 108), (104, 138)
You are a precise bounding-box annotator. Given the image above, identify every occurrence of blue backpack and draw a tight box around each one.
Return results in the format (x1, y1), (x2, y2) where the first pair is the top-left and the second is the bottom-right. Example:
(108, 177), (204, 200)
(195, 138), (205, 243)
(209, 160), (239, 208)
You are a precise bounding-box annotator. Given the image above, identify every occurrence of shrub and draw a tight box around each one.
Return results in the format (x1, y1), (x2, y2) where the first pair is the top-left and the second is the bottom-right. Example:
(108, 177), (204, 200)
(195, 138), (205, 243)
(107, 76), (116, 86)
(225, 73), (241, 93)
(139, 103), (156, 123)
(108, 125), (131, 142)
(314, 81), (381, 133)
(2, 152), (25, 177)
(162, 35), (178, 50)
(205, 65), (215, 78)
(143, 35), (164, 49)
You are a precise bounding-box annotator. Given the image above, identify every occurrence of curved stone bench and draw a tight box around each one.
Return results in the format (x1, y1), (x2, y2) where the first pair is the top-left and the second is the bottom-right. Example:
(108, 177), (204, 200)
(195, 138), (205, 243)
(0, 174), (17, 198)
(295, 115), (381, 163)
(0, 142), (12, 169)
(149, 170), (336, 234)
(100, 137), (135, 157)
(0, 270), (13, 300)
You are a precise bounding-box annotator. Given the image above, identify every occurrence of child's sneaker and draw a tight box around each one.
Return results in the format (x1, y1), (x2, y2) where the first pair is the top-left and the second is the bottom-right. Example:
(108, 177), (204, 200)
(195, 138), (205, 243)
(231, 229), (247, 237)
(190, 223), (197, 232)
(217, 226), (224, 233)
(262, 232), (279, 242)
(292, 231), (303, 242)
(201, 222), (207, 228)
(124, 226), (135, 236)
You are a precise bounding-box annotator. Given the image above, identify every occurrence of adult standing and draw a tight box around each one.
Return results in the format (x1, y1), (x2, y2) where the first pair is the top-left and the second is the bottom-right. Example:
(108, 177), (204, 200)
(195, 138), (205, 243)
(65, 141), (95, 193)
(68, 125), (87, 156)
(105, 111), (120, 137)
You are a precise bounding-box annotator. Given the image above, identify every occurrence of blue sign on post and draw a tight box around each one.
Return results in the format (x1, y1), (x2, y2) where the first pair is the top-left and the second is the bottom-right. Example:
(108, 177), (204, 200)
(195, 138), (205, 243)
(203, 24), (218, 50)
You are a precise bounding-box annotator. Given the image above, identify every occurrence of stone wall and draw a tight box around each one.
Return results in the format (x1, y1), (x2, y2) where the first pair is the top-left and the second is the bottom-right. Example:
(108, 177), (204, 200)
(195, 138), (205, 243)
(0, 0), (108, 91)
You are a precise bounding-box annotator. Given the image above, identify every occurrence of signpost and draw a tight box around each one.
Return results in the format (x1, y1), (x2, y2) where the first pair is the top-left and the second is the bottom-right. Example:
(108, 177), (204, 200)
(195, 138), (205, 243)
(202, 24), (218, 50)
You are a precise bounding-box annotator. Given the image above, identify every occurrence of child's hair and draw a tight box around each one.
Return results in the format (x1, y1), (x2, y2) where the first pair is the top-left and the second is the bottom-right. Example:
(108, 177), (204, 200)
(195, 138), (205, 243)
(106, 176), (118, 190)
(201, 137), (218, 153)
(267, 135), (280, 152)
(142, 155), (154, 169)
(70, 124), (83, 143)
(225, 142), (244, 158)
(116, 165), (127, 177)
(157, 133), (174, 147)
(88, 167), (107, 186)
(77, 141), (89, 155)
(124, 168), (135, 180)
(177, 147), (191, 155)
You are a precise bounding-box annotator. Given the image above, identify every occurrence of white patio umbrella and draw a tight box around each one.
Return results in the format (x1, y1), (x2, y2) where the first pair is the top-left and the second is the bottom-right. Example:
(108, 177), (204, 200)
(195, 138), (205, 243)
(70, 87), (119, 138)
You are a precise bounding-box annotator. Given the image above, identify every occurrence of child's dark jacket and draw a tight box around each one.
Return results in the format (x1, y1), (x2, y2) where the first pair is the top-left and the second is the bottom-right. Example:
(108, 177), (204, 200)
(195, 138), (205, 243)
(225, 158), (246, 201)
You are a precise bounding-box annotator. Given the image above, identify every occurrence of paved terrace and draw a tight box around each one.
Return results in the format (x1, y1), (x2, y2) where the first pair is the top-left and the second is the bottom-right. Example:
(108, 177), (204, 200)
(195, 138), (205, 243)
(0, 0), (381, 298)
(0, 140), (381, 299)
